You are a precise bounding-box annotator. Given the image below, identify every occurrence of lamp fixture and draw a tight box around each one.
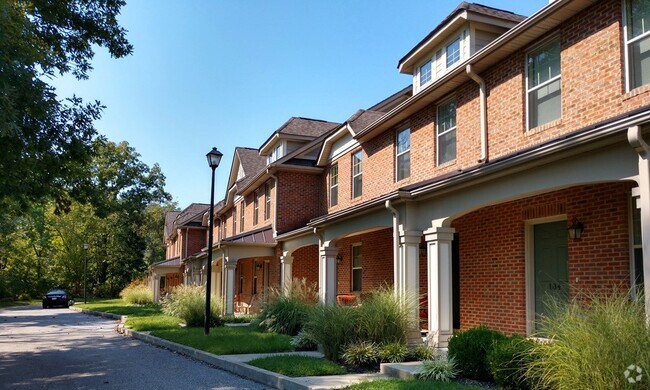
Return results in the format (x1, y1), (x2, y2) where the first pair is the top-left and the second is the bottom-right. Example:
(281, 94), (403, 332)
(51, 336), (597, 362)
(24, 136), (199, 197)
(336, 255), (343, 264)
(206, 147), (223, 169)
(568, 218), (584, 240)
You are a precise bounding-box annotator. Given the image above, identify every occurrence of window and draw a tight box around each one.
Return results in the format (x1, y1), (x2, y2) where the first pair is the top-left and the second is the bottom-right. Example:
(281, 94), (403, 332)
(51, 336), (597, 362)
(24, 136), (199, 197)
(160, 276), (166, 290)
(239, 267), (243, 293)
(253, 190), (259, 225)
(446, 37), (461, 68)
(240, 201), (245, 233)
(329, 164), (338, 207)
(264, 182), (271, 220)
(625, 0), (650, 90)
(631, 198), (644, 293)
(352, 245), (362, 292)
(253, 263), (258, 294)
(396, 128), (410, 181)
(352, 151), (363, 198)
(267, 143), (284, 164)
(420, 60), (432, 87)
(527, 39), (561, 129)
(437, 99), (457, 165)
(222, 219), (227, 239)
(233, 207), (237, 234)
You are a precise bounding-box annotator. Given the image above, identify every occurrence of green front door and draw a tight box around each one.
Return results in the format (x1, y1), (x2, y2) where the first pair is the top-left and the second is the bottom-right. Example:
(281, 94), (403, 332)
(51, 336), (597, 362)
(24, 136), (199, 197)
(534, 221), (568, 325)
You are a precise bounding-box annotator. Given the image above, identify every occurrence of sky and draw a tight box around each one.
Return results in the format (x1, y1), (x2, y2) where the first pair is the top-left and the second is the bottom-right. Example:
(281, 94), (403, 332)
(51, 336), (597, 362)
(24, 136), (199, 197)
(53, 0), (548, 210)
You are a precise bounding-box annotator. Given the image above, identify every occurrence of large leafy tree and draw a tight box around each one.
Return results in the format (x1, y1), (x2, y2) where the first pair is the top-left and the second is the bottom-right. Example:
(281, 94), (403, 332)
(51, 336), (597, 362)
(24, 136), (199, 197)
(0, 0), (133, 214)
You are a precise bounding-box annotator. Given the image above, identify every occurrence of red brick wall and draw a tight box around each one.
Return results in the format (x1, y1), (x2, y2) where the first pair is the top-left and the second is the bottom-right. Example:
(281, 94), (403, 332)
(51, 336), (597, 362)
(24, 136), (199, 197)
(292, 245), (319, 286)
(276, 172), (322, 234)
(451, 182), (633, 335)
(185, 228), (207, 257)
(335, 228), (394, 295)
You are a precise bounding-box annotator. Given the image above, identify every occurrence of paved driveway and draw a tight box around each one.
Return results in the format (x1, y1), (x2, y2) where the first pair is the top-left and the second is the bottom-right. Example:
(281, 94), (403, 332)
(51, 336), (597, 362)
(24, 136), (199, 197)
(0, 305), (269, 389)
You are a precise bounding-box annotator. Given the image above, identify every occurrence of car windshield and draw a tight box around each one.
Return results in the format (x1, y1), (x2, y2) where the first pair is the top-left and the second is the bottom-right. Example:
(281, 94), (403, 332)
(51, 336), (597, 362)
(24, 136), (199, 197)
(47, 290), (66, 295)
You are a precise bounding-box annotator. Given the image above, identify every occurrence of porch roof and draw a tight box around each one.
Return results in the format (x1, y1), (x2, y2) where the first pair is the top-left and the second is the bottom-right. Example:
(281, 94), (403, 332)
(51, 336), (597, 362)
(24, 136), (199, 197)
(221, 225), (275, 246)
(150, 256), (181, 268)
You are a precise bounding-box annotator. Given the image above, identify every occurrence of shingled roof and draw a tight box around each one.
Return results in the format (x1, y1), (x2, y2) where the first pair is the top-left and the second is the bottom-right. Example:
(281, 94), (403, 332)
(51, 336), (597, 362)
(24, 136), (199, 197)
(275, 117), (340, 138)
(164, 210), (181, 239)
(346, 110), (386, 135)
(165, 203), (209, 240)
(235, 147), (267, 191)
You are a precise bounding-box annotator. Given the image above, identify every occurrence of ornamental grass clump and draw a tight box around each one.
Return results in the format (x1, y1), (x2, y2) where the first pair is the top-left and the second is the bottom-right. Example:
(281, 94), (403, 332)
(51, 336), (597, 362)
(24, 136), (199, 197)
(303, 303), (359, 361)
(356, 287), (416, 344)
(487, 335), (536, 390)
(119, 279), (153, 305)
(162, 285), (221, 327)
(416, 355), (459, 383)
(527, 291), (650, 390)
(257, 278), (318, 336)
(342, 341), (380, 367)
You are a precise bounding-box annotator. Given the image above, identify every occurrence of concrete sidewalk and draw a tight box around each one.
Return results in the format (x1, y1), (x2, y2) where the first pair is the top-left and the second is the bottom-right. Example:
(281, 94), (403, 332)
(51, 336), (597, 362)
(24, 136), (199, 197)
(71, 306), (419, 389)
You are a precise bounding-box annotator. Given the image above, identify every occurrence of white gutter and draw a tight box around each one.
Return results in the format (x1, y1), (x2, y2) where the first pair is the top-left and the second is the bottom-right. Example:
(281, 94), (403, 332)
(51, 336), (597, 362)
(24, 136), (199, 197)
(466, 64), (488, 163)
(385, 200), (401, 296)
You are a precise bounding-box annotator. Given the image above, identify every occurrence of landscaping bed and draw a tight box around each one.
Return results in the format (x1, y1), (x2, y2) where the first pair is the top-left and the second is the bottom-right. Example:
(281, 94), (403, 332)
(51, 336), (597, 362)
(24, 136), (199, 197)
(247, 355), (347, 377)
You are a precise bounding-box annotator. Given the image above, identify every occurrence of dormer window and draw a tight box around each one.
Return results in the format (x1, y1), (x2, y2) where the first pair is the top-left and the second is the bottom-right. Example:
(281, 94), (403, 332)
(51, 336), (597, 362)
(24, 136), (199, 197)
(267, 143), (284, 164)
(446, 37), (461, 67)
(420, 60), (432, 87)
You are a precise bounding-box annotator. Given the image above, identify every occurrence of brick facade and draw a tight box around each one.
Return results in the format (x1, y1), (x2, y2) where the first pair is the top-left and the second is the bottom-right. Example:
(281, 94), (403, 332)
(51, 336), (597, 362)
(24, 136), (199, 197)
(292, 244), (319, 287)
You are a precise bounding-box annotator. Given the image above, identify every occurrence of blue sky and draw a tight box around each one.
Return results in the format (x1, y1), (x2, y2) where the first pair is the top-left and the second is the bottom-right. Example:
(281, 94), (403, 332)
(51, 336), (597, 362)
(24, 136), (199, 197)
(53, 0), (547, 210)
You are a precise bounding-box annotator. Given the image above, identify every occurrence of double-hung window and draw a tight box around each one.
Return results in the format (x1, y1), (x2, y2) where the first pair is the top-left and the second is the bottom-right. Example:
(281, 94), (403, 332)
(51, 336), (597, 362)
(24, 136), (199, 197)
(396, 128), (410, 181)
(420, 60), (432, 88)
(253, 190), (259, 225)
(527, 39), (561, 129)
(330, 164), (338, 207)
(352, 151), (363, 198)
(352, 245), (362, 292)
(240, 201), (245, 233)
(437, 99), (457, 165)
(232, 207), (237, 234)
(264, 182), (271, 220)
(625, 0), (650, 90)
(446, 37), (461, 68)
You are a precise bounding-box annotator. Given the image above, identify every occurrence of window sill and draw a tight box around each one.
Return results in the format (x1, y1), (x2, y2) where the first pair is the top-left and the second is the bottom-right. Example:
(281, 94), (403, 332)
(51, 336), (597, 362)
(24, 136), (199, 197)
(527, 118), (562, 135)
(623, 84), (650, 101)
(437, 159), (457, 169)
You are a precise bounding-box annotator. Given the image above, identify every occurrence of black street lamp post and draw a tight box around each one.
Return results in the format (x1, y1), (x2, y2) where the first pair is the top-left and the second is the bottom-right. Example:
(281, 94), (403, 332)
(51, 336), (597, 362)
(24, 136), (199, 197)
(205, 147), (223, 335)
(83, 243), (89, 304)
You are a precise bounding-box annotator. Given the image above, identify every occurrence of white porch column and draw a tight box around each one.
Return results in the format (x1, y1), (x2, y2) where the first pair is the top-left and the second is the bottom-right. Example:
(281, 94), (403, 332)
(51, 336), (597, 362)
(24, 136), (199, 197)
(400, 230), (423, 318)
(424, 226), (455, 348)
(224, 259), (237, 315)
(628, 125), (650, 319)
(281, 253), (294, 296)
(319, 245), (338, 304)
(152, 271), (160, 303)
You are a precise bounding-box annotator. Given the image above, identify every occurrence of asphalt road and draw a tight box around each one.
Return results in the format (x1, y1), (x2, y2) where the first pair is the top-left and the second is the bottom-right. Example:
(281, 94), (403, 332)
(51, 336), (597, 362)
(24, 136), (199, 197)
(0, 305), (269, 389)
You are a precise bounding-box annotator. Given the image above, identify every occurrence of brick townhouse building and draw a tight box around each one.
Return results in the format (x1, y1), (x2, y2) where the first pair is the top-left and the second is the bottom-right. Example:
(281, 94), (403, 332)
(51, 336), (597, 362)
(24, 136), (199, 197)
(172, 0), (650, 348)
(147, 203), (209, 302)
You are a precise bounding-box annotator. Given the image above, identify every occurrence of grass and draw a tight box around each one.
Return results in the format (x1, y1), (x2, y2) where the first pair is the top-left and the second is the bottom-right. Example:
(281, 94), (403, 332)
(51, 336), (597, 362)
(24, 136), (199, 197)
(0, 299), (40, 308)
(151, 326), (293, 355)
(248, 355), (347, 377)
(344, 379), (484, 390)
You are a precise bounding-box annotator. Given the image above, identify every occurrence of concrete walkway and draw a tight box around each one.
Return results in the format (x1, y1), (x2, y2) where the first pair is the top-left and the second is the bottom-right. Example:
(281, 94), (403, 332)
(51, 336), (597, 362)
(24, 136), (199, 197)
(70, 306), (421, 389)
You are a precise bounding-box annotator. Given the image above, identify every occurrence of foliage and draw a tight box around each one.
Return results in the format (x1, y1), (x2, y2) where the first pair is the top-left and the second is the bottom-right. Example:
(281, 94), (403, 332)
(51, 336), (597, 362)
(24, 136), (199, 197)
(0, 0), (132, 213)
(487, 335), (536, 390)
(304, 303), (359, 361)
(258, 278), (318, 336)
(247, 355), (347, 377)
(527, 291), (650, 390)
(222, 314), (255, 324)
(407, 344), (436, 362)
(344, 379), (482, 390)
(119, 279), (153, 305)
(447, 325), (507, 381)
(341, 341), (380, 367)
(356, 287), (416, 345)
(416, 355), (459, 383)
(161, 285), (221, 327)
(290, 330), (318, 351)
(378, 342), (408, 363)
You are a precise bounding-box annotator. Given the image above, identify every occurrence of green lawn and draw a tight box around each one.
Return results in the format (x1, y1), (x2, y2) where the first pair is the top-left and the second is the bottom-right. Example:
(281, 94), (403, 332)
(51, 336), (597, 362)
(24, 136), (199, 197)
(0, 299), (40, 308)
(344, 379), (484, 390)
(248, 355), (347, 377)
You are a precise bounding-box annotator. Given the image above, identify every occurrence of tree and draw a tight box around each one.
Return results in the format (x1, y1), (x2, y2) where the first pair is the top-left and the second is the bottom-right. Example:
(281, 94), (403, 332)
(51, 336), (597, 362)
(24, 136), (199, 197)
(0, 0), (133, 214)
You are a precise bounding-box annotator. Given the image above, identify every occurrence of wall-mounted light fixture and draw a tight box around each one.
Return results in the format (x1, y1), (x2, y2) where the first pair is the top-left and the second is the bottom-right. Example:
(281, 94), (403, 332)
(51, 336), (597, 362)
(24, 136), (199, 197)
(336, 255), (343, 264)
(568, 218), (584, 240)
(255, 262), (263, 270)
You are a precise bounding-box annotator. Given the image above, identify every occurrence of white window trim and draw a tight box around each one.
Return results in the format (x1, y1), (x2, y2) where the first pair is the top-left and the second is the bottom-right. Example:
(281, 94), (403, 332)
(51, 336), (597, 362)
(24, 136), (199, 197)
(623, 0), (650, 91)
(352, 151), (363, 199)
(413, 29), (467, 94)
(525, 36), (562, 131)
(329, 164), (339, 207)
(436, 98), (457, 166)
(396, 127), (411, 181)
(253, 190), (259, 226)
(240, 200), (245, 233)
(351, 244), (362, 292)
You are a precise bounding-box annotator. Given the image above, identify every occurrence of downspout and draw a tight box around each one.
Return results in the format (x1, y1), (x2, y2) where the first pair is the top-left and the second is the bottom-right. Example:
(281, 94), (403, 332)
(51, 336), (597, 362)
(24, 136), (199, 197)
(466, 64), (488, 163)
(268, 169), (279, 237)
(385, 200), (401, 296)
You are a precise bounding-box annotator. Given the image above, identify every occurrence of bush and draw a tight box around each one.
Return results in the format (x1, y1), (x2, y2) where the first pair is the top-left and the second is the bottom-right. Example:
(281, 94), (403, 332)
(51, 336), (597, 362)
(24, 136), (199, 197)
(161, 285), (221, 327)
(304, 303), (359, 361)
(416, 355), (459, 383)
(487, 335), (536, 390)
(378, 342), (408, 363)
(119, 279), (153, 305)
(527, 291), (650, 390)
(290, 330), (318, 351)
(342, 341), (380, 367)
(257, 278), (317, 336)
(356, 287), (416, 344)
(448, 325), (507, 381)
(407, 344), (435, 361)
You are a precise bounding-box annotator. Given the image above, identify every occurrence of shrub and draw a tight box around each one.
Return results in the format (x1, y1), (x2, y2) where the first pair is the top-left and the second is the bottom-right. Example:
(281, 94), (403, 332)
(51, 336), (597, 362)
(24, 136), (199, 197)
(119, 279), (153, 305)
(290, 330), (318, 351)
(161, 285), (221, 327)
(342, 341), (380, 367)
(407, 344), (435, 361)
(487, 335), (536, 390)
(356, 287), (416, 344)
(378, 342), (408, 363)
(447, 325), (507, 381)
(303, 303), (359, 361)
(416, 355), (459, 383)
(527, 291), (650, 390)
(257, 278), (317, 336)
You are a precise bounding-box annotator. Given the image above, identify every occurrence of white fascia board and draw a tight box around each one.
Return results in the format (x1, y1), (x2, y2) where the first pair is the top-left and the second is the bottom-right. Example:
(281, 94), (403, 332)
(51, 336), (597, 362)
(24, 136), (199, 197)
(316, 125), (351, 166)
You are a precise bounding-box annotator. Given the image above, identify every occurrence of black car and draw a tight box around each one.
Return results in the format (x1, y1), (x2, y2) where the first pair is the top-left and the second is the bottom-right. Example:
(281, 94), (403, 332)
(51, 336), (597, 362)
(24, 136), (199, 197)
(42, 289), (73, 308)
